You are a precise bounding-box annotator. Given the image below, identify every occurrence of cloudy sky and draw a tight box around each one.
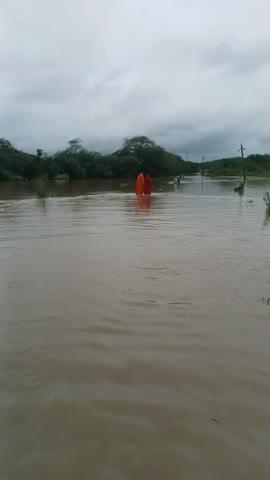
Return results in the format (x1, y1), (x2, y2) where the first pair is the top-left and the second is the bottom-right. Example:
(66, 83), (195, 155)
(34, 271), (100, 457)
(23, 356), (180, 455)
(1, 0), (269, 160)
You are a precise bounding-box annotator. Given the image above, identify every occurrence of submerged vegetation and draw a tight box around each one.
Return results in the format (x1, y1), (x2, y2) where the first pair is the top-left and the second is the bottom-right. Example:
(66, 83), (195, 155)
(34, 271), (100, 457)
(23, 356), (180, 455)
(36, 175), (49, 198)
(263, 192), (270, 213)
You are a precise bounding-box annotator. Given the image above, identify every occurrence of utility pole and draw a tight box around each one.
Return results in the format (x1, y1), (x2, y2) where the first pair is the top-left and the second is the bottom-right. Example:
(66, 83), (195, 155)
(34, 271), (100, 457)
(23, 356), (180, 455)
(201, 154), (205, 192)
(240, 143), (246, 183)
(234, 144), (247, 194)
(202, 154), (205, 173)
(201, 154), (206, 175)
(240, 144), (245, 158)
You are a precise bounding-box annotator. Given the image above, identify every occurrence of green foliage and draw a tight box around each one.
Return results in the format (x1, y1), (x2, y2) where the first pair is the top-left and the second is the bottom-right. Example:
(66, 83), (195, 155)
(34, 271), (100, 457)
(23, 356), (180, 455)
(36, 176), (49, 198)
(47, 160), (61, 180)
(0, 169), (11, 181)
(0, 135), (198, 181)
(204, 155), (270, 176)
(105, 154), (139, 177)
(0, 138), (14, 150)
(3, 135), (270, 182)
(121, 136), (157, 154)
(0, 137), (38, 179)
(116, 136), (193, 176)
(68, 138), (83, 154)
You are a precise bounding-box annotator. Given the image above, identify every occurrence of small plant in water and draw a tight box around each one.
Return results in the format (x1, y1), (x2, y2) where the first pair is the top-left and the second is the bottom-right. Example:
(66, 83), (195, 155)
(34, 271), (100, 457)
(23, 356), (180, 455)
(263, 192), (270, 213)
(234, 181), (245, 195)
(36, 175), (49, 198)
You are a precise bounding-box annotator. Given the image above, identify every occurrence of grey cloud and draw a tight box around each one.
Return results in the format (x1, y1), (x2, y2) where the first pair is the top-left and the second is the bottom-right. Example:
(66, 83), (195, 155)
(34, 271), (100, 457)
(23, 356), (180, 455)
(86, 69), (127, 98)
(149, 121), (194, 139)
(204, 41), (270, 74)
(0, 0), (270, 158)
(172, 130), (239, 160)
(14, 71), (85, 103)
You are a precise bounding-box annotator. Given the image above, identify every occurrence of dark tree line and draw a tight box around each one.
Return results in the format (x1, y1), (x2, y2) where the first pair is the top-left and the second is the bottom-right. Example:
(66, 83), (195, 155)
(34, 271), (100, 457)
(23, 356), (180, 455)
(0, 136), (198, 181)
(2, 135), (269, 181)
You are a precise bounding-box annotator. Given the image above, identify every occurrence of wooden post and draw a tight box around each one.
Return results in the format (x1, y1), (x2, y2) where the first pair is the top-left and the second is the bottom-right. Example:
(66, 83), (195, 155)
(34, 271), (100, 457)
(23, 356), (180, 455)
(240, 144), (246, 183)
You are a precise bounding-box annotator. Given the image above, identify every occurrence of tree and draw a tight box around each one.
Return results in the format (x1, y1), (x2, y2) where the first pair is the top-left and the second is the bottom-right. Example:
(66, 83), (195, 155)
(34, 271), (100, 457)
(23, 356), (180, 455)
(0, 169), (10, 181)
(23, 160), (39, 180)
(0, 138), (14, 150)
(62, 158), (85, 179)
(117, 136), (187, 176)
(121, 136), (157, 154)
(0, 135), (200, 180)
(47, 160), (61, 180)
(68, 138), (83, 154)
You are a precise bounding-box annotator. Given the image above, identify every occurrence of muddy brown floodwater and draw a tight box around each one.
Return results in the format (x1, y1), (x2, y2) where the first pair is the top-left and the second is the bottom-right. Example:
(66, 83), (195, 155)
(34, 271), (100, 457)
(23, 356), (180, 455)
(1, 177), (270, 479)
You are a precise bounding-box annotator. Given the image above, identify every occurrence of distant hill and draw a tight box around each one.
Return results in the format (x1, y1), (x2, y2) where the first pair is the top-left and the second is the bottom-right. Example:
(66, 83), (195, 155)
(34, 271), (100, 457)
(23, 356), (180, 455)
(203, 154), (270, 176)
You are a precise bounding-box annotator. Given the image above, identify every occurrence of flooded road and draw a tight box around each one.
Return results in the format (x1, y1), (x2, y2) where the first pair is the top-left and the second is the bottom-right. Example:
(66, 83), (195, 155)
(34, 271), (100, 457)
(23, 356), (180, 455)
(1, 177), (270, 479)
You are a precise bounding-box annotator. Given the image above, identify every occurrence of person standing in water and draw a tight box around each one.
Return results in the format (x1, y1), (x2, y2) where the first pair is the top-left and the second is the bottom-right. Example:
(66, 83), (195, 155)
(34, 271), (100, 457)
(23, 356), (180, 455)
(144, 173), (152, 195)
(135, 172), (145, 195)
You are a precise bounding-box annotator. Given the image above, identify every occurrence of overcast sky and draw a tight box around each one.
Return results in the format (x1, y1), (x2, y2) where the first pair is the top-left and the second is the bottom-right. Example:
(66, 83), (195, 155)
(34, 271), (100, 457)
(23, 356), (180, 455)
(1, 0), (269, 160)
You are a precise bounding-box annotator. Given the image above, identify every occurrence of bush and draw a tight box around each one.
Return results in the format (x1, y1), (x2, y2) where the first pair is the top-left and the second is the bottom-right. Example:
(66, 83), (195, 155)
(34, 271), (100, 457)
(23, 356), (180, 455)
(0, 169), (11, 181)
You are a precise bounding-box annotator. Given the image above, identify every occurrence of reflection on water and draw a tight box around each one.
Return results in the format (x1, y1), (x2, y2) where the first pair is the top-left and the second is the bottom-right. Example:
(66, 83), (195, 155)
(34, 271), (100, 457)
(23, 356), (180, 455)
(1, 177), (270, 480)
(136, 194), (152, 212)
(263, 209), (270, 228)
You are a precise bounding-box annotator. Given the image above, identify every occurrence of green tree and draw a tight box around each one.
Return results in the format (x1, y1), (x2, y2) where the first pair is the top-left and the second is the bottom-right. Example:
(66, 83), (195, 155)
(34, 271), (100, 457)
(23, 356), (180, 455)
(0, 138), (14, 151)
(23, 160), (39, 180)
(121, 136), (157, 154)
(36, 149), (43, 159)
(0, 169), (10, 181)
(68, 138), (83, 154)
(0, 136), (200, 181)
(117, 136), (188, 176)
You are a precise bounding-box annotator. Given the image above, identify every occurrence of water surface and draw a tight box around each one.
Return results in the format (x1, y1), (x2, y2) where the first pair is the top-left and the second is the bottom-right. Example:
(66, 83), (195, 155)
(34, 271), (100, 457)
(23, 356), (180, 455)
(1, 177), (270, 479)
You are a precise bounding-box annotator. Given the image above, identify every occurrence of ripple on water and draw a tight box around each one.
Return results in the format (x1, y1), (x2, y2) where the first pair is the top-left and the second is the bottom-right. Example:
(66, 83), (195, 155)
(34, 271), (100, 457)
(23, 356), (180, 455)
(1, 180), (270, 479)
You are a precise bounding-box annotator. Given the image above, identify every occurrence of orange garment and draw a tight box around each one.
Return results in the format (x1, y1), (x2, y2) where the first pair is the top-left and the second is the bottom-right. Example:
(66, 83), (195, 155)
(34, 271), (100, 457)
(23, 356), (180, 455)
(135, 173), (145, 194)
(144, 174), (152, 195)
